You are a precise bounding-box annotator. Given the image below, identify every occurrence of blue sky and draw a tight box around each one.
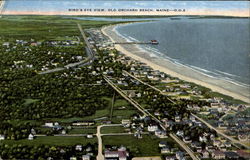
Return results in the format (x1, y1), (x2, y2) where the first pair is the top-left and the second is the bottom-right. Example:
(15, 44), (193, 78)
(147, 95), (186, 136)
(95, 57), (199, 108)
(5, 0), (250, 12)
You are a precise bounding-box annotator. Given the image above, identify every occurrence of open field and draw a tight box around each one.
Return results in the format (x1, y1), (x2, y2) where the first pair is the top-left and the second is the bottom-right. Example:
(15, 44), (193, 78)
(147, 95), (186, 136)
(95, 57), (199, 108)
(0, 15), (120, 41)
(102, 135), (179, 156)
(101, 126), (125, 134)
(68, 128), (97, 134)
(2, 136), (97, 146)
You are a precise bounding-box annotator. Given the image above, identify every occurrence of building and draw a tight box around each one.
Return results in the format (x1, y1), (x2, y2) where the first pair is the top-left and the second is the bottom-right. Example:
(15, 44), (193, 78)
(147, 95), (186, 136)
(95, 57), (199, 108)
(72, 121), (95, 126)
(104, 151), (129, 160)
(82, 155), (90, 160)
(75, 145), (83, 151)
(147, 124), (158, 132)
(122, 119), (131, 125)
(161, 147), (171, 154)
(236, 150), (250, 159)
(225, 152), (239, 159)
(28, 134), (34, 140)
(87, 134), (93, 138)
(176, 151), (184, 160)
(201, 150), (210, 159)
(0, 135), (5, 140)
(44, 122), (54, 127)
(159, 141), (168, 148)
(212, 150), (225, 159)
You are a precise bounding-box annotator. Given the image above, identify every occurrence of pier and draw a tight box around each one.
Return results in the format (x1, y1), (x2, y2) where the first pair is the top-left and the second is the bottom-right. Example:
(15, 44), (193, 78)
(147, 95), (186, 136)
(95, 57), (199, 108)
(114, 40), (159, 45)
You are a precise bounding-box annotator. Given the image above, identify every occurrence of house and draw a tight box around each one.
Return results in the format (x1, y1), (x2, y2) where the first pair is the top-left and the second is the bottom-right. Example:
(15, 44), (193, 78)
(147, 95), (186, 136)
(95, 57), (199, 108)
(82, 155), (90, 160)
(44, 122), (54, 127)
(236, 150), (250, 159)
(176, 151), (184, 160)
(75, 145), (83, 151)
(165, 156), (176, 160)
(212, 150), (225, 159)
(87, 134), (93, 138)
(238, 133), (249, 142)
(61, 130), (66, 135)
(122, 119), (131, 125)
(176, 130), (184, 137)
(159, 141), (168, 148)
(155, 130), (167, 138)
(70, 157), (77, 160)
(199, 136), (207, 142)
(147, 124), (158, 132)
(201, 150), (210, 159)
(225, 152), (239, 159)
(161, 147), (171, 154)
(72, 121), (95, 126)
(213, 140), (221, 147)
(224, 141), (231, 148)
(104, 150), (129, 160)
(31, 128), (36, 135)
(0, 135), (5, 140)
(28, 134), (34, 140)
(2, 42), (10, 47)
(183, 136), (192, 143)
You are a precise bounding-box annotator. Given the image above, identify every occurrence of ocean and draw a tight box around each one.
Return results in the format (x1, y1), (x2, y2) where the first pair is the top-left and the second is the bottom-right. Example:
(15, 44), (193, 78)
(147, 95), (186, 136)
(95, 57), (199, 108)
(115, 17), (250, 88)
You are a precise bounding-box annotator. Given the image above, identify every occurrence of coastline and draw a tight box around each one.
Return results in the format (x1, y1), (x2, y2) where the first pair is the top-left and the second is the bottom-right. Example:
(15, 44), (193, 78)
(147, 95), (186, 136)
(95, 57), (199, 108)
(101, 23), (250, 104)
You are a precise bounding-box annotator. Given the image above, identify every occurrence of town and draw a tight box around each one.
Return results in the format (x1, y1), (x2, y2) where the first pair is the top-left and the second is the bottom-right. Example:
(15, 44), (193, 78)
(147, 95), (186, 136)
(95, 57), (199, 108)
(0, 16), (249, 160)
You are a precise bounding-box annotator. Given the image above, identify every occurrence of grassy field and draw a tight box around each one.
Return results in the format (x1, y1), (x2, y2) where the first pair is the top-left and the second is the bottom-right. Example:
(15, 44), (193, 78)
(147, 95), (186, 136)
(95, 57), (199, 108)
(68, 128), (97, 134)
(2, 136), (97, 146)
(101, 126), (125, 134)
(102, 135), (178, 156)
(0, 15), (119, 41)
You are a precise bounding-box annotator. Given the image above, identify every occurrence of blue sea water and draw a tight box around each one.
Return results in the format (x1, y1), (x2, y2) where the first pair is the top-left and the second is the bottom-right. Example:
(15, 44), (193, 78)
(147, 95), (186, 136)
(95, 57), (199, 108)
(115, 18), (250, 88)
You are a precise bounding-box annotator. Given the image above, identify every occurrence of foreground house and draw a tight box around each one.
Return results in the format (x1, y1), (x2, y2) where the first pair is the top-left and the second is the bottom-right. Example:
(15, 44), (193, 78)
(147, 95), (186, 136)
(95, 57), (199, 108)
(104, 146), (129, 160)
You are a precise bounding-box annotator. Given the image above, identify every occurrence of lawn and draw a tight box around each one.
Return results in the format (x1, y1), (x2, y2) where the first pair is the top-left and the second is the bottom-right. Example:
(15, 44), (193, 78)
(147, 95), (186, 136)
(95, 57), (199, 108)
(114, 99), (130, 107)
(2, 136), (97, 146)
(102, 135), (178, 156)
(68, 128), (97, 134)
(101, 126), (125, 134)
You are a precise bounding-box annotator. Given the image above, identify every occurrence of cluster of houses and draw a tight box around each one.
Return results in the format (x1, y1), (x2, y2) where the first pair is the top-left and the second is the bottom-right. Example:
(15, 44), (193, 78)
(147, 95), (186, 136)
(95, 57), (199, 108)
(85, 28), (114, 51)
(104, 146), (130, 160)
(193, 98), (250, 143)
(84, 28), (250, 160)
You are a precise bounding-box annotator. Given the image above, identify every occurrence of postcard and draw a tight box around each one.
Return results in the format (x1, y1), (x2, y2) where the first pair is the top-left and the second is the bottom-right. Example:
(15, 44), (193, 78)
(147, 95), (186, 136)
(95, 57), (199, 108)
(0, 0), (249, 159)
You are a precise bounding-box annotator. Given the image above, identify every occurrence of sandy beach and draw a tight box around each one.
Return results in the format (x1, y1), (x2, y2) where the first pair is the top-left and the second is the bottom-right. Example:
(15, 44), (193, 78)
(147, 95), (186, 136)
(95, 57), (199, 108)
(101, 23), (250, 104)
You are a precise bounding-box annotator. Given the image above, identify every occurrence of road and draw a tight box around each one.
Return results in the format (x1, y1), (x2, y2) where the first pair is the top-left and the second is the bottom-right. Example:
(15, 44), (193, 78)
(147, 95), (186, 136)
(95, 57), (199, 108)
(170, 134), (199, 160)
(38, 23), (94, 74)
(103, 75), (200, 160)
(124, 70), (249, 149)
(96, 124), (122, 160)
(191, 113), (250, 149)
(123, 70), (176, 104)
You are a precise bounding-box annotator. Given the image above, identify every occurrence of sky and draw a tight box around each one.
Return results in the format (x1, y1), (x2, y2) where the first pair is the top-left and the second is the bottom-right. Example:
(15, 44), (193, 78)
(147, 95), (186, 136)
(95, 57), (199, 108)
(3, 0), (250, 16)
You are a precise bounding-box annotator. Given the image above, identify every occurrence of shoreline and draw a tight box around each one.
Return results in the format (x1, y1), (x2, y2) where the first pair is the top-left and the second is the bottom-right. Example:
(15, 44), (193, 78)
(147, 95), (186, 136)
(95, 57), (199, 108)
(101, 23), (250, 104)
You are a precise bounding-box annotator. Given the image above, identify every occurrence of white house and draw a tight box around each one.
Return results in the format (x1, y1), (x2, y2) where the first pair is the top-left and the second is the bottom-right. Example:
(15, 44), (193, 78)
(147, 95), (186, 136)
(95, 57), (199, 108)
(148, 125), (158, 132)
(28, 134), (34, 140)
(0, 135), (5, 140)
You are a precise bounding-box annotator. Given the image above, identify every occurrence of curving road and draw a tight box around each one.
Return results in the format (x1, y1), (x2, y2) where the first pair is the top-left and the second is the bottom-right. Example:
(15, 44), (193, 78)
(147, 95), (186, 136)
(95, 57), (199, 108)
(38, 23), (94, 74)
